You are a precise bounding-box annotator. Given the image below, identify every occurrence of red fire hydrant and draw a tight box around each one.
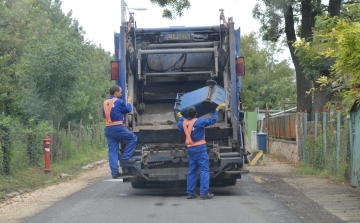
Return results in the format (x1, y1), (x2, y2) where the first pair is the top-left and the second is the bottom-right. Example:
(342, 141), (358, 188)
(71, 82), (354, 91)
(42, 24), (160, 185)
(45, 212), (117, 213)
(43, 136), (51, 173)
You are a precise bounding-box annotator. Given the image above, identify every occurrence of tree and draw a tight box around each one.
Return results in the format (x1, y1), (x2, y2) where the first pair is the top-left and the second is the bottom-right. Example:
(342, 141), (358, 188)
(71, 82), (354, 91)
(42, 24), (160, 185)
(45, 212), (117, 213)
(17, 0), (113, 129)
(62, 43), (113, 128)
(0, 0), (114, 175)
(20, 31), (83, 128)
(241, 33), (296, 111)
(14, 0), (83, 130)
(0, 1), (24, 117)
(150, 0), (191, 19)
(252, 0), (354, 117)
(296, 4), (360, 109)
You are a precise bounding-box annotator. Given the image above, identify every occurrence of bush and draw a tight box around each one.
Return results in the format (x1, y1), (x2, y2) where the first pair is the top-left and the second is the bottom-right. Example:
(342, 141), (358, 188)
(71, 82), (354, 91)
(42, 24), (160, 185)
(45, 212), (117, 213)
(0, 118), (106, 176)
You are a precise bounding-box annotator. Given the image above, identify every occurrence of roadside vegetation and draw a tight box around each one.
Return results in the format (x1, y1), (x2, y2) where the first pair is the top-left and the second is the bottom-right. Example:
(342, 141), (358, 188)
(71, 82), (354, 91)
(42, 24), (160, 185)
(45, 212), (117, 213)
(0, 146), (107, 199)
(0, 120), (108, 198)
(0, 0), (111, 199)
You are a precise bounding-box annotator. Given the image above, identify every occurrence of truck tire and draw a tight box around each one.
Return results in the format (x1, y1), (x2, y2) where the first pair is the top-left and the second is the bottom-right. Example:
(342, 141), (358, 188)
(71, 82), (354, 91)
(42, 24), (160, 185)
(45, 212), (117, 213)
(221, 179), (237, 186)
(131, 182), (147, 189)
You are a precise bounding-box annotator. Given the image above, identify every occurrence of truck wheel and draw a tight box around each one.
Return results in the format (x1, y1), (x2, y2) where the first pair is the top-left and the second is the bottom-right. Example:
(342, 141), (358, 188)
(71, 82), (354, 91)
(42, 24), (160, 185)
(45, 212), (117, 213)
(131, 182), (147, 189)
(221, 179), (237, 186)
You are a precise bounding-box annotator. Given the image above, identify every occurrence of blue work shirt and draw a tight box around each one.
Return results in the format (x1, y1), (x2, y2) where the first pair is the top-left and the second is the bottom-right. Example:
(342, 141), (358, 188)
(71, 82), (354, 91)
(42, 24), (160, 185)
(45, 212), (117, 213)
(103, 95), (132, 125)
(178, 111), (218, 142)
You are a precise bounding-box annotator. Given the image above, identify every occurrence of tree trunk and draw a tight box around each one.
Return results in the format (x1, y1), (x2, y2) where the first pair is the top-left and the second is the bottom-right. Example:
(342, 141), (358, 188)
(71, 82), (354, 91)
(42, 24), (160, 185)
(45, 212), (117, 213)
(283, 5), (313, 115)
(299, 0), (325, 119)
(313, 82), (332, 119)
(301, 0), (315, 41)
(328, 0), (342, 17)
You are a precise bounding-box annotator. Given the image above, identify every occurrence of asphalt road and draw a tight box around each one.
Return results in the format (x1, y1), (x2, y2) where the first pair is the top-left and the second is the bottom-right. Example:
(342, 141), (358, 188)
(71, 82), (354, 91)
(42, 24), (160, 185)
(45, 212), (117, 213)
(22, 172), (345, 223)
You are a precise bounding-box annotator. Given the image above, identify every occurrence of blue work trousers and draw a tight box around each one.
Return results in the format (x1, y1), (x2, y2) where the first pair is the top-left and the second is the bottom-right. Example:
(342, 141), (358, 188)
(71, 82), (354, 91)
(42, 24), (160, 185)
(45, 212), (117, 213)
(186, 145), (210, 195)
(104, 126), (137, 176)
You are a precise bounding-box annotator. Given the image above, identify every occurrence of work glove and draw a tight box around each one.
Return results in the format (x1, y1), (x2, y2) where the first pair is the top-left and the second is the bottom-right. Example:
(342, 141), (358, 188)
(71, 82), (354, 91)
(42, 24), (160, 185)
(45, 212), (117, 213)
(176, 112), (183, 118)
(216, 103), (225, 111)
(127, 96), (132, 103)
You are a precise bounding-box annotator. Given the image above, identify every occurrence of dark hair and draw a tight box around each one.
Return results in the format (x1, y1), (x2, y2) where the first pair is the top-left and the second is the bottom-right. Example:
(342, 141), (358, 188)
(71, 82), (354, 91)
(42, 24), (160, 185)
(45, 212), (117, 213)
(187, 106), (197, 118)
(109, 85), (121, 95)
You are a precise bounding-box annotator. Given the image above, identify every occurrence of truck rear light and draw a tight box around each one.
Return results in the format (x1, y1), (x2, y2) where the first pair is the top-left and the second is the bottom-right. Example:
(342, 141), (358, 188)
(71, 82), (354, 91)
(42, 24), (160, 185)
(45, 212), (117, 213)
(236, 57), (245, 76)
(110, 61), (119, 80)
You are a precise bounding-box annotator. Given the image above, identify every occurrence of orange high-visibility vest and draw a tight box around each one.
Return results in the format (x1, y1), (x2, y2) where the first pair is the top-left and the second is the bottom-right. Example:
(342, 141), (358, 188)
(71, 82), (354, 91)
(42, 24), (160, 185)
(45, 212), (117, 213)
(183, 118), (206, 148)
(103, 98), (124, 126)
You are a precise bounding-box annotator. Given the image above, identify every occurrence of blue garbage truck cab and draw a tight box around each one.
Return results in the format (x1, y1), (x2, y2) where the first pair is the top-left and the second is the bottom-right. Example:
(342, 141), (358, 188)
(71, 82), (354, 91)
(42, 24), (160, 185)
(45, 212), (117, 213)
(111, 10), (246, 188)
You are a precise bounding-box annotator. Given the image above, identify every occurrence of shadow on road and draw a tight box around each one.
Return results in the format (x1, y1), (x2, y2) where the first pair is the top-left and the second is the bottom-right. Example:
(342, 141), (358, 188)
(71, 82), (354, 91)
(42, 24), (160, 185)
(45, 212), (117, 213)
(128, 180), (237, 197)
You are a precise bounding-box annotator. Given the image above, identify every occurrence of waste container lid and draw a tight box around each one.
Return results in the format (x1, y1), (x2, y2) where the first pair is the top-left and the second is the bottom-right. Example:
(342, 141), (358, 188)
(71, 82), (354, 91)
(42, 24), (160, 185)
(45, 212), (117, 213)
(256, 132), (267, 136)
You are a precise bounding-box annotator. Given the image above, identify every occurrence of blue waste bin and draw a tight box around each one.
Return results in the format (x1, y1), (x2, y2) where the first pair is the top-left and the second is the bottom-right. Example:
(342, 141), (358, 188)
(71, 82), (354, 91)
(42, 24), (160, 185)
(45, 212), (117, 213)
(174, 84), (226, 118)
(257, 132), (267, 152)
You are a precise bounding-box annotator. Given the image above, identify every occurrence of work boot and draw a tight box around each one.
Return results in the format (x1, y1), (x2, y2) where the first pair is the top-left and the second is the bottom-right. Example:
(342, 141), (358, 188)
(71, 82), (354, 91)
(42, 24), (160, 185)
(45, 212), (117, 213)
(112, 172), (123, 179)
(187, 194), (198, 199)
(122, 158), (136, 163)
(200, 192), (214, 199)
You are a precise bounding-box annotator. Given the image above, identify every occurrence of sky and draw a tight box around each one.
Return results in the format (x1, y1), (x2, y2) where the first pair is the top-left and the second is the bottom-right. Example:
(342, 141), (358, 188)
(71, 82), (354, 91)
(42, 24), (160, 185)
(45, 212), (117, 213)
(60, 0), (291, 62)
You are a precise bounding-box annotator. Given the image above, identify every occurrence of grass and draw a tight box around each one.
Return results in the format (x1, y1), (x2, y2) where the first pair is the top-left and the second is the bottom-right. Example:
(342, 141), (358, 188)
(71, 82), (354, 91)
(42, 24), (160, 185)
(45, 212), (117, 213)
(266, 153), (295, 166)
(283, 159), (349, 184)
(292, 163), (322, 176)
(0, 148), (107, 199)
(266, 152), (350, 184)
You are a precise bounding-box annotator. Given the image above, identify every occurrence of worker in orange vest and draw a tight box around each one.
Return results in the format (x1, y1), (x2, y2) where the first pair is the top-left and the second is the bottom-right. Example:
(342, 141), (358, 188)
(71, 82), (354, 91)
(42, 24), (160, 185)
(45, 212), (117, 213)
(103, 85), (137, 179)
(177, 103), (225, 199)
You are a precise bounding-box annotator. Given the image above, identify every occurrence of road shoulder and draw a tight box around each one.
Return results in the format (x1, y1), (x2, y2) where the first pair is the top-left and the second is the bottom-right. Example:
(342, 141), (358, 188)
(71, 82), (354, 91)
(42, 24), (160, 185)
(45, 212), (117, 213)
(245, 155), (360, 222)
(0, 161), (110, 223)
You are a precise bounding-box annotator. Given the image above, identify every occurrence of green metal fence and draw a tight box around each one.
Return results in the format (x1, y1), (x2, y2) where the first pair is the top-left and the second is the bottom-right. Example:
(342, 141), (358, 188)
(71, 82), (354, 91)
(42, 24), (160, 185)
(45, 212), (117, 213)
(349, 101), (360, 187)
(298, 107), (353, 184)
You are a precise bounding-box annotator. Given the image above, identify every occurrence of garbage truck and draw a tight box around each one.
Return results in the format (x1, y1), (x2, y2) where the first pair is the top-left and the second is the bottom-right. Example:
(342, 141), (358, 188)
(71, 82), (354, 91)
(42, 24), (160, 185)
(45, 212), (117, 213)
(110, 10), (247, 188)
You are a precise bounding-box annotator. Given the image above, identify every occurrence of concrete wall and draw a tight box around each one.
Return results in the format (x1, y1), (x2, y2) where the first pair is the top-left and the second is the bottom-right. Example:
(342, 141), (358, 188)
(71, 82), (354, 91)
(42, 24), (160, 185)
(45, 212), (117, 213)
(268, 139), (300, 163)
